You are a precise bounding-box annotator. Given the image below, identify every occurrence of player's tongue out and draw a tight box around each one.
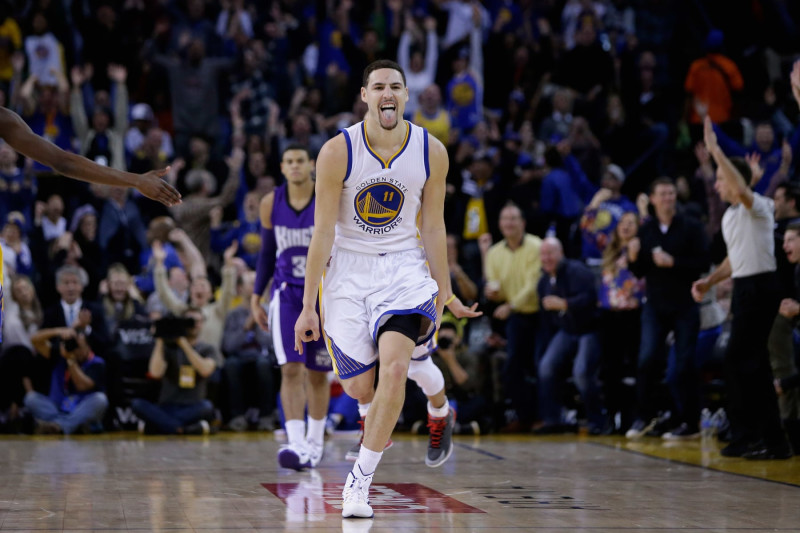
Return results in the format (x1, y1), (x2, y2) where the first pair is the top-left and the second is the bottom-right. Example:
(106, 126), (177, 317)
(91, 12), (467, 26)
(380, 103), (396, 121)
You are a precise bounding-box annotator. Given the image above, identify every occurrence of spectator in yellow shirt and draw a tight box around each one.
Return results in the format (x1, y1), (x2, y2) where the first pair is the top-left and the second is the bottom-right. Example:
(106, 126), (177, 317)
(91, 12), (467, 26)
(483, 203), (542, 431)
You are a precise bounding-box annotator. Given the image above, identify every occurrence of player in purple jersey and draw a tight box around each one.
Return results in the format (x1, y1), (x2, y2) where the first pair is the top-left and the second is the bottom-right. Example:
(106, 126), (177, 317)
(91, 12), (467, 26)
(250, 145), (331, 471)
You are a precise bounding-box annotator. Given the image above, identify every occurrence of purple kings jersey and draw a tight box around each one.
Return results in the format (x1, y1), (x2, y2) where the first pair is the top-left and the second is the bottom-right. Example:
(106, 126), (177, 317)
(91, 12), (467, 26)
(271, 184), (315, 286)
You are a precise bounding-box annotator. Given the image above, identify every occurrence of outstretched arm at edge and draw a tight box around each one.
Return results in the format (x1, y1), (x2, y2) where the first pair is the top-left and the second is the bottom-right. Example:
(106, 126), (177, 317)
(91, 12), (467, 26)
(0, 107), (181, 206)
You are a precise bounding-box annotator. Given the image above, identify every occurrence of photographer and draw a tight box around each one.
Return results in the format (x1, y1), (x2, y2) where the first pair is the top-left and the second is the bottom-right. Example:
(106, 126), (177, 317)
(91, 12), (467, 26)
(405, 315), (487, 434)
(131, 308), (218, 435)
(26, 328), (108, 434)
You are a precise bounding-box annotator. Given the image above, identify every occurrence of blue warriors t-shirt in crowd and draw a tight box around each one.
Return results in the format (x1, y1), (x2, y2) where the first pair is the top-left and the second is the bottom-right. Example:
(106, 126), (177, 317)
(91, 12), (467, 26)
(447, 72), (482, 134)
(580, 197), (637, 264)
(48, 354), (106, 413)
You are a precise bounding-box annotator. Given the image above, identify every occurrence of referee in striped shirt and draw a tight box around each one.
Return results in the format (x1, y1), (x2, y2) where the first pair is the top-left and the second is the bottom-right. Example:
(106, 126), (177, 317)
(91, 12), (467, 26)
(692, 117), (792, 459)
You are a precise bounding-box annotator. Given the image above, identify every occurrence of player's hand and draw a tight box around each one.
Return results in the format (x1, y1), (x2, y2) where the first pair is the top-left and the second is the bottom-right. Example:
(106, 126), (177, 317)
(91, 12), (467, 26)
(136, 167), (182, 207)
(446, 295), (482, 319)
(294, 306), (320, 354)
(250, 295), (269, 332)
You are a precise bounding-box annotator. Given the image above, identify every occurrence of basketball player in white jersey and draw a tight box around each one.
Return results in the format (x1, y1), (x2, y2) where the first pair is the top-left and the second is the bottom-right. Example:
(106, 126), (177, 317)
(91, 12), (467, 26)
(295, 60), (449, 519)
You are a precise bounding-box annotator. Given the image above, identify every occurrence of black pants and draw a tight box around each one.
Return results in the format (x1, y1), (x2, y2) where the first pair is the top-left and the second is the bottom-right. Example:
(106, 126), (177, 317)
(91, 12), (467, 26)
(600, 308), (641, 428)
(0, 345), (35, 409)
(727, 272), (786, 447)
(502, 312), (540, 426)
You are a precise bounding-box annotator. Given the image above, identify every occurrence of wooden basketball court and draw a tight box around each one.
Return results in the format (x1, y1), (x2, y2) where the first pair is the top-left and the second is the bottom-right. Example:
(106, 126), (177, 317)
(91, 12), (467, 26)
(1, 431), (798, 531)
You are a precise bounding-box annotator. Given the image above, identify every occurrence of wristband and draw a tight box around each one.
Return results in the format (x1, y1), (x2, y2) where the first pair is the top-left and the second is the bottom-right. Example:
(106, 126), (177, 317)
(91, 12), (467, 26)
(444, 294), (456, 306)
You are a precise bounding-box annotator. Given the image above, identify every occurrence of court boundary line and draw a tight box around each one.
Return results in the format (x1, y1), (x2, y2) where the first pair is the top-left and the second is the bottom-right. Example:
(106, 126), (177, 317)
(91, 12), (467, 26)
(588, 440), (800, 489)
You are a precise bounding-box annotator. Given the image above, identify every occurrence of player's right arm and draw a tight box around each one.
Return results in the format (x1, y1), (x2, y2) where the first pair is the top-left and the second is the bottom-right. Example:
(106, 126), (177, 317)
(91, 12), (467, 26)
(294, 135), (346, 353)
(0, 107), (181, 206)
(251, 192), (275, 332)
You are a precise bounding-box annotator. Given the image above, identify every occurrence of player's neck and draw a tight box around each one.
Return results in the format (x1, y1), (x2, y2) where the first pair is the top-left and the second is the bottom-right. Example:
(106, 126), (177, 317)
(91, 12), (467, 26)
(364, 118), (406, 148)
(287, 178), (314, 200)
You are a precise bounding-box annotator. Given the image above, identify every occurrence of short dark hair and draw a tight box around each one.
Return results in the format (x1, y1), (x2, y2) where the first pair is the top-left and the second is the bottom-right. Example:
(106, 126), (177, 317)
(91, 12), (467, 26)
(502, 201), (525, 219)
(282, 144), (311, 159)
(362, 60), (406, 88)
(729, 157), (752, 184)
(776, 182), (800, 207)
(786, 221), (800, 235)
(649, 176), (675, 194)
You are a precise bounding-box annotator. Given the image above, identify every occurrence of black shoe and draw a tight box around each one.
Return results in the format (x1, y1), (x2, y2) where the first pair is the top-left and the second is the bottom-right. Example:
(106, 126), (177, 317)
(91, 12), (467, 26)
(720, 441), (753, 457)
(742, 443), (793, 460)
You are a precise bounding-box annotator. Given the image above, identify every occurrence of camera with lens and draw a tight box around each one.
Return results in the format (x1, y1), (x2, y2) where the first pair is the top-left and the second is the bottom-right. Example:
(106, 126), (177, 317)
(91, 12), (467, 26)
(437, 336), (453, 350)
(153, 316), (196, 340)
(63, 336), (79, 352)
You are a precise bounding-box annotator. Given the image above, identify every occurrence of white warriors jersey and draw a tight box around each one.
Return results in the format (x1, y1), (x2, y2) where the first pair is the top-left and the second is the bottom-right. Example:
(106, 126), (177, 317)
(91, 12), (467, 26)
(335, 120), (431, 254)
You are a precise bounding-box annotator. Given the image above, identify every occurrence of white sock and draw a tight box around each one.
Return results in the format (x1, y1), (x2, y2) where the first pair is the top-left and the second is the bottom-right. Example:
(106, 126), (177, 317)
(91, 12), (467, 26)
(285, 419), (305, 447)
(306, 417), (326, 445)
(358, 402), (371, 418)
(428, 398), (450, 418)
(355, 446), (383, 477)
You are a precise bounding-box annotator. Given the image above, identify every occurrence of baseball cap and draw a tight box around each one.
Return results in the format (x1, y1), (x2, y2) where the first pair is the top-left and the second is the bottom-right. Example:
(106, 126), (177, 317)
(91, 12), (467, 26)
(131, 103), (154, 122)
(605, 164), (625, 183)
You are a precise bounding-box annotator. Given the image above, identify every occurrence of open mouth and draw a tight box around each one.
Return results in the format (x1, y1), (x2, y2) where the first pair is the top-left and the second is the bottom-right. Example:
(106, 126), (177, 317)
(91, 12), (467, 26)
(380, 102), (397, 120)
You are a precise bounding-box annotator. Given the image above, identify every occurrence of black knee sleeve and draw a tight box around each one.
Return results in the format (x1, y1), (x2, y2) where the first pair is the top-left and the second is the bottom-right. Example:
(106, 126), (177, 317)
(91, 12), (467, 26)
(378, 313), (423, 343)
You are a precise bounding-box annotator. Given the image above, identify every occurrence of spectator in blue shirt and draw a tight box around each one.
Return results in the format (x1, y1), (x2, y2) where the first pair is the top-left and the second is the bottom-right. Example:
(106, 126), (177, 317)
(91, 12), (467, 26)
(540, 143), (598, 255)
(25, 328), (108, 434)
(210, 190), (262, 270)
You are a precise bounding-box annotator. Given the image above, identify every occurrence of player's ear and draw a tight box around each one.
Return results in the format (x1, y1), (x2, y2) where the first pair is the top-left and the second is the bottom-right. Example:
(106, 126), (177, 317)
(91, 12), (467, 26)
(404, 87), (409, 102)
(361, 87), (367, 103)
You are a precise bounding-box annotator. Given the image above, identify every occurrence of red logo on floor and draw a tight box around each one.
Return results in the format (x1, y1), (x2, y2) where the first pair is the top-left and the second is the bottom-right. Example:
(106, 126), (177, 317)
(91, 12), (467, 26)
(262, 482), (485, 514)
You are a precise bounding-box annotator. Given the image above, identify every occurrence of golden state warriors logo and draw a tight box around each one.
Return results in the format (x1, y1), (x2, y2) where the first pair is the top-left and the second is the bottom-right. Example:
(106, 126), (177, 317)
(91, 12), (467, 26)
(354, 182), (405, 228)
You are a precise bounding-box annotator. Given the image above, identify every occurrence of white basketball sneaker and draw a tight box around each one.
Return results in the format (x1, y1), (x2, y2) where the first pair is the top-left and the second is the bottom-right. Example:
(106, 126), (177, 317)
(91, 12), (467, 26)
(341, 469), (374, 519)
(307, 439), (324, 467)
(277, 443), (311, 471)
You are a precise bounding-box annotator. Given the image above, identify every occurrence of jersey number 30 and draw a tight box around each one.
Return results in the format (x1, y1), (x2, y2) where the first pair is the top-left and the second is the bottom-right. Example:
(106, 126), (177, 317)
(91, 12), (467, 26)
(291, 256), (307, 277)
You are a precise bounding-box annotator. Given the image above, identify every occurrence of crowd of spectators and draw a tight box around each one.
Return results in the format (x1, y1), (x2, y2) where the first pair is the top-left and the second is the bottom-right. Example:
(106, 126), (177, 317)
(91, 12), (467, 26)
(1, 0), (800, 453)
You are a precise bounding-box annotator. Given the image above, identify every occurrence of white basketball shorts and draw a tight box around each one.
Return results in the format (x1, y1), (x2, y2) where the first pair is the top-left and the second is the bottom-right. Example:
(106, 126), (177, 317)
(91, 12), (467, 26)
(320, 246), (439, 379)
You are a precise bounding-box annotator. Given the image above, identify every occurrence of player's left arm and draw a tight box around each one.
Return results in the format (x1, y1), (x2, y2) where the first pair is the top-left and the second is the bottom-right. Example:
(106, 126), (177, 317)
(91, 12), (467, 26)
(419, 134), (450, 327)
(0, 107), (180, 206)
